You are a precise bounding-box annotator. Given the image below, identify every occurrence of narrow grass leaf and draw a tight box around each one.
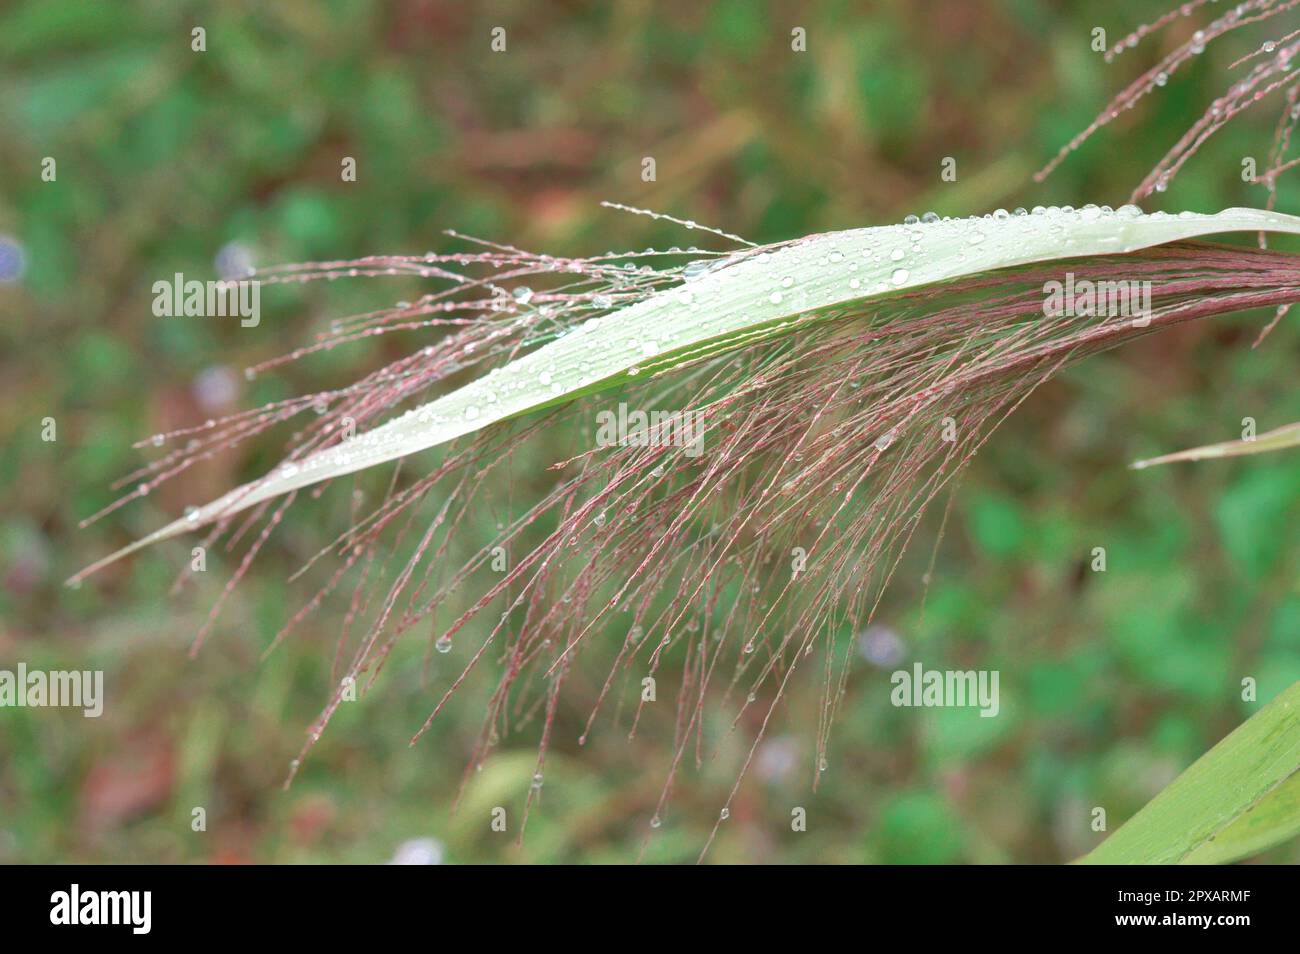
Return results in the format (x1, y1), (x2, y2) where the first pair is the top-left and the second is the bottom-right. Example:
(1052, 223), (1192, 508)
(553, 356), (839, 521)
(1131, 420), (1300, 469)
(1079, 680), (1300, 864)
(1180, 770), (1300, 865)
(74, 206), (1300, 579)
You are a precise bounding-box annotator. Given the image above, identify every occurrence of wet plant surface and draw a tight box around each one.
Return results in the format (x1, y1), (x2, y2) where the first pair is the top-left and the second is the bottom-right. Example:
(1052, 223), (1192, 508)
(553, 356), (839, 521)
(4, 1), (1300, 864)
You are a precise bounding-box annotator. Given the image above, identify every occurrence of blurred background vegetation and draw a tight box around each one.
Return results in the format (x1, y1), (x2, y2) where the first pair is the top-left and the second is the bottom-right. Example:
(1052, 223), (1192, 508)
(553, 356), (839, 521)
(2, 0), (1300, 863)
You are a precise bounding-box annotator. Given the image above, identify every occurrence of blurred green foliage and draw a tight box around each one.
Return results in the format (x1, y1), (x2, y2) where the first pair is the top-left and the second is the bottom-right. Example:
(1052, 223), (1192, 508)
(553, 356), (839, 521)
(2, 0), (1299, 863)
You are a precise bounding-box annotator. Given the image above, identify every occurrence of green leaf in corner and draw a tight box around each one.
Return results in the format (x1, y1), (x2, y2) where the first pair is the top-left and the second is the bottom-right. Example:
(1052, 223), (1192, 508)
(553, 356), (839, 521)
(1181, 771), (1300, 865)
(1078, 680), (1300, 864)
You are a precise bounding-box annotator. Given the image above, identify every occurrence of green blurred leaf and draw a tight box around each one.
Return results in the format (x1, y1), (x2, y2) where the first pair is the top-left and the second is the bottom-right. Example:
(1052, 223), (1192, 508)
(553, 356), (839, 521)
(1213, 463), (1300, 576)
(9, 48), (154, 135)
(0, 0), (134, 58)
(966, 490), (1027, 558)
(873, 789), (966, 864)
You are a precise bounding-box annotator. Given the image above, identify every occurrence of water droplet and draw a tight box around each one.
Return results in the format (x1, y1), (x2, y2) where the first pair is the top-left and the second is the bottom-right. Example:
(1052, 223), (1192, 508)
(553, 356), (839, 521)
(649, 815), (662, 829)
(435, 635), (453, 654)
(512, 286), (533, 305)
(890, 268), (910, 285)
(719, 807), (730, 820)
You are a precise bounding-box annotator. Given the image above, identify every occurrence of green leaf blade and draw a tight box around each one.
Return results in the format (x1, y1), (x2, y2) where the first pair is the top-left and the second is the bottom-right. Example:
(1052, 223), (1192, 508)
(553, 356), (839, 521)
(1079, 680), (1300, 864)
(1180, 770), (1300, 865)
(73, 206), (1300, 579)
